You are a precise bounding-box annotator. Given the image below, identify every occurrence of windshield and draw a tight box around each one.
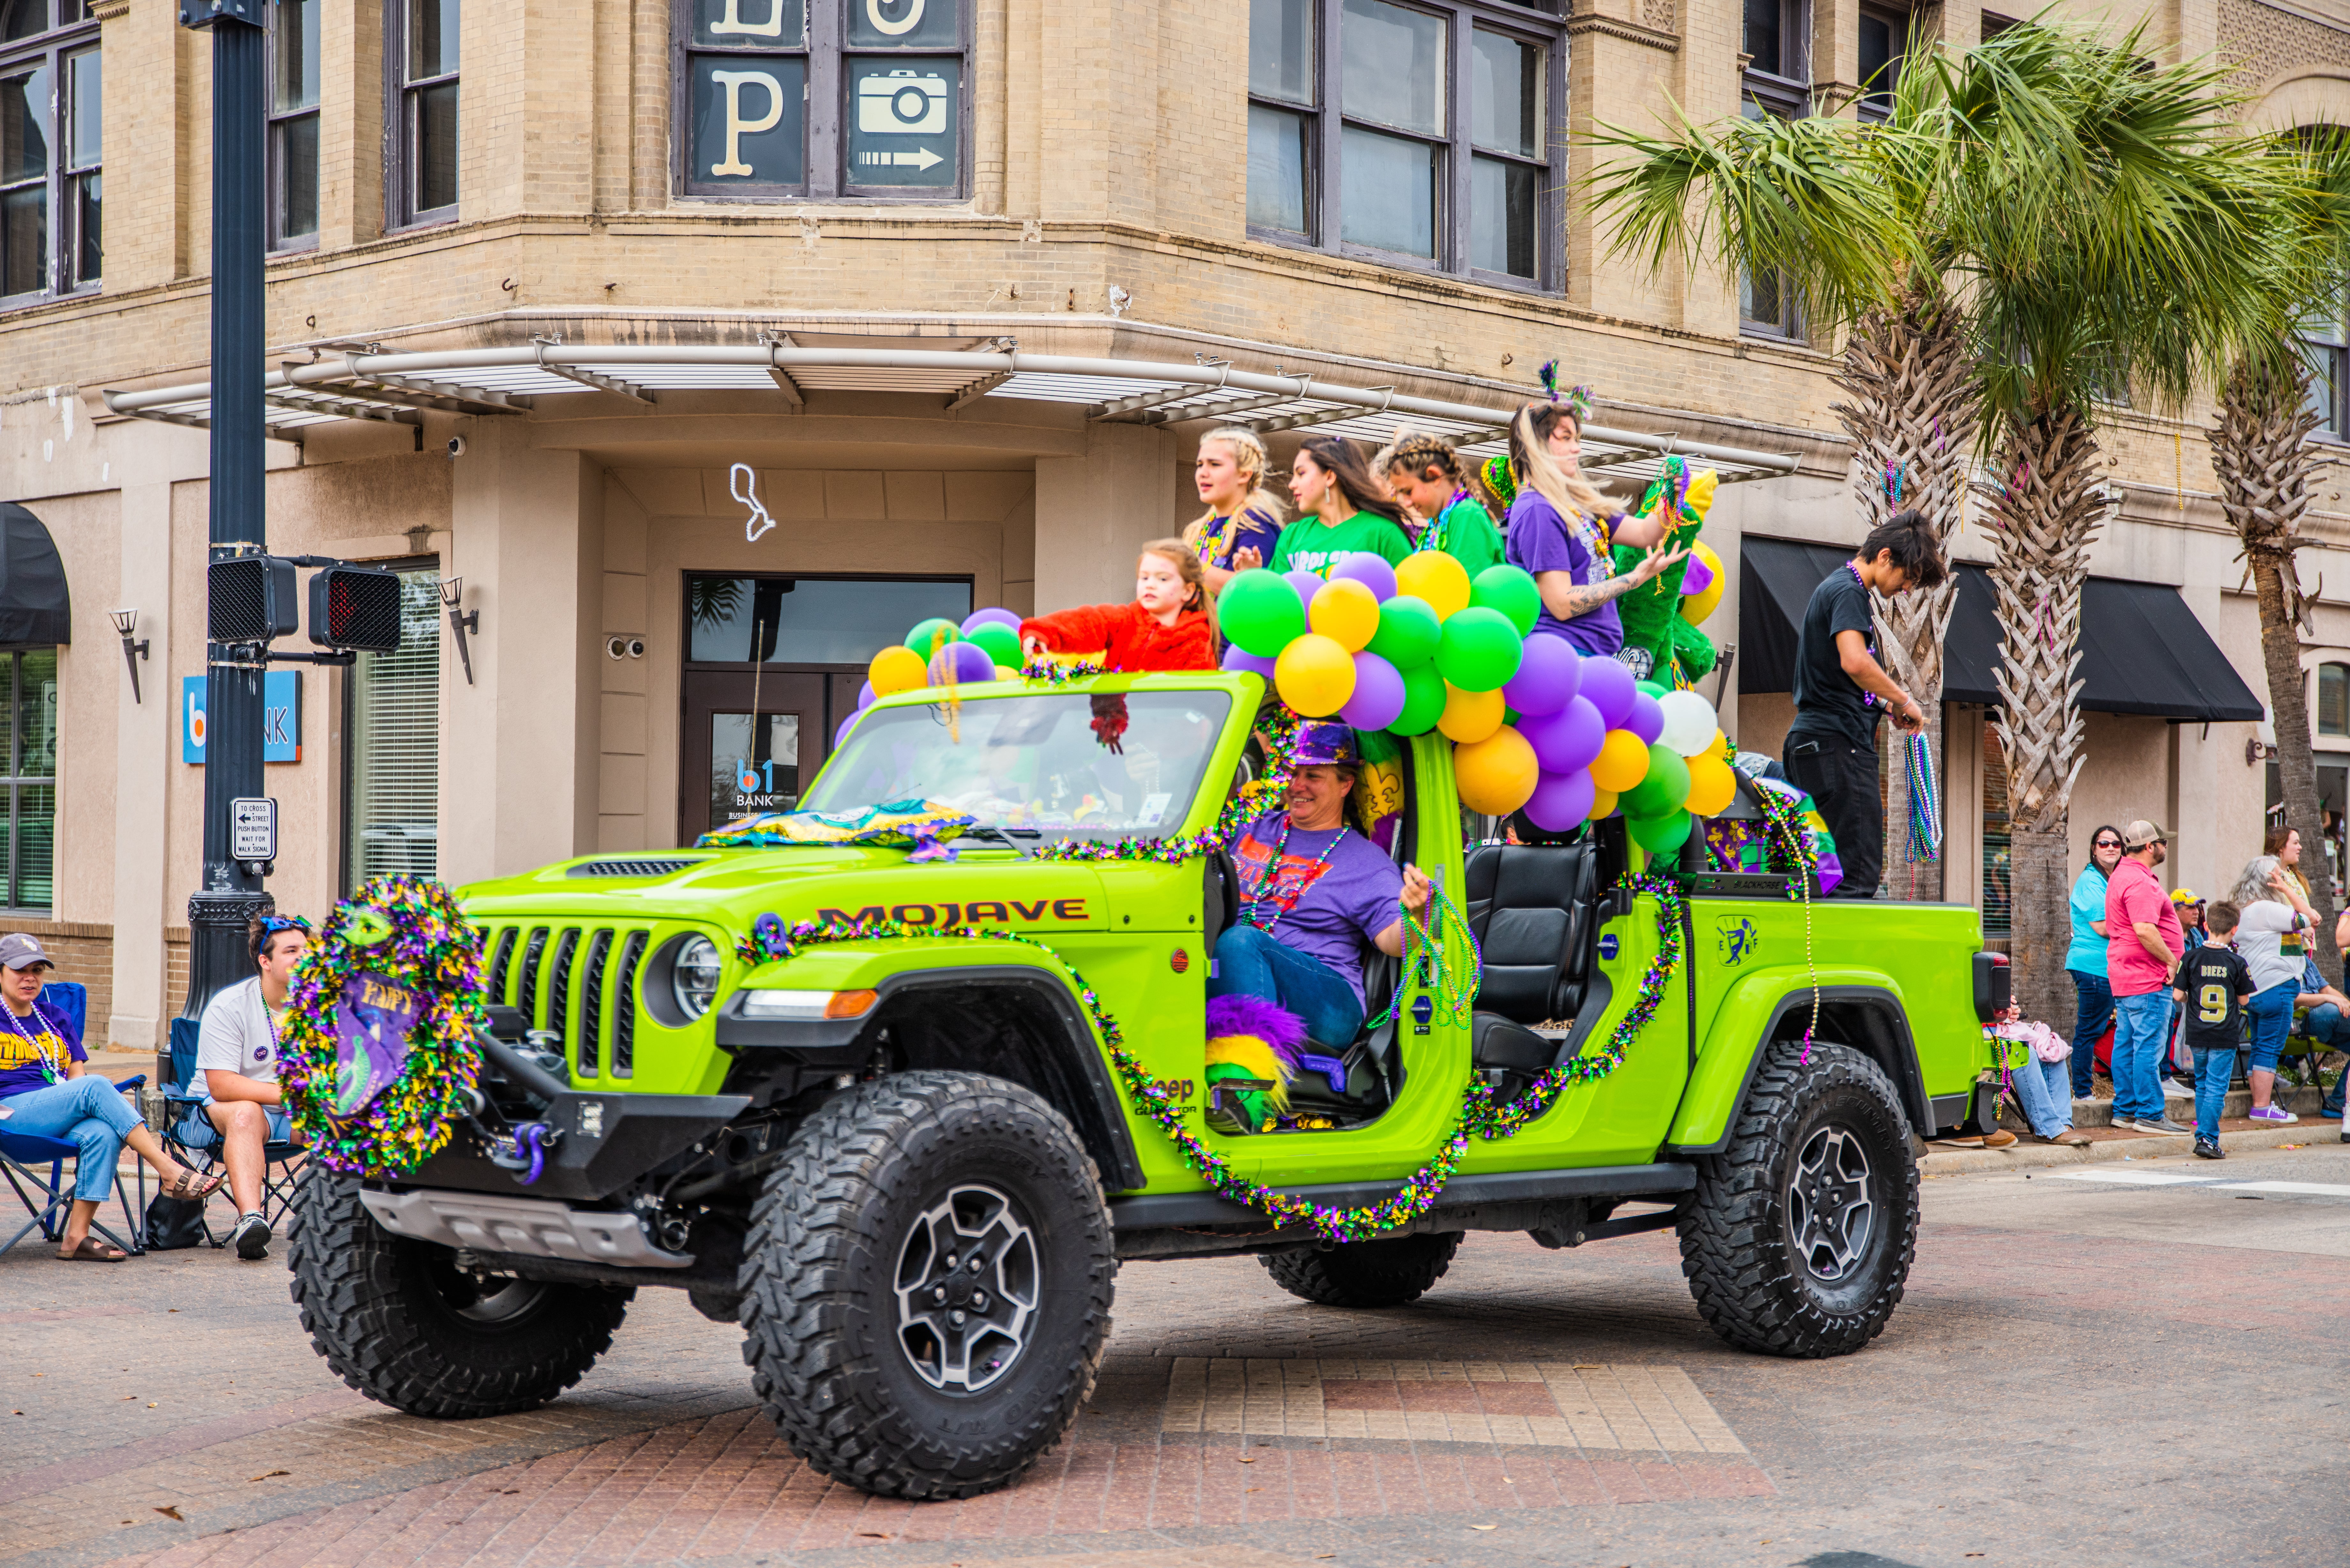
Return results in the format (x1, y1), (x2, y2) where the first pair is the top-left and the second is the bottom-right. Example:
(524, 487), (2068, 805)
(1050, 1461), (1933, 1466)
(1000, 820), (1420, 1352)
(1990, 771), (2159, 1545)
(803, 690), (1234, 837)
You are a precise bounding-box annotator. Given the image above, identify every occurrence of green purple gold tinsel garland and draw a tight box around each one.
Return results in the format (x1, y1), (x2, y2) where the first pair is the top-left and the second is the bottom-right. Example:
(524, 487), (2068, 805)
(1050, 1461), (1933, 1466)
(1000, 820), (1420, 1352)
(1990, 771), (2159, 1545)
(278, 875), (488, 1176)
(1031, 706), (1302, 865)
(1018, 658), (1108, 686)
(732, 867), (1684, 1244)
(1752, 785), (1825, 1060)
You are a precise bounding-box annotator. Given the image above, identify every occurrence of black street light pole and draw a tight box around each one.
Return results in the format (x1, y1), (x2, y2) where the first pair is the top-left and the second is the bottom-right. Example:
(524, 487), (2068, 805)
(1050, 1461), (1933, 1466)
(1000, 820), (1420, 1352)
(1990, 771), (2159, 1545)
(180, 0), (273, 1019)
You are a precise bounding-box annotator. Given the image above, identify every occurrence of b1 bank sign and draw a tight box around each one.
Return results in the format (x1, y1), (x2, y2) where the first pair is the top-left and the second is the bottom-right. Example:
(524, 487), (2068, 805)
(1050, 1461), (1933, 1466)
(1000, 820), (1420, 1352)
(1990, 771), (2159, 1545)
(182, 672), (303, 765)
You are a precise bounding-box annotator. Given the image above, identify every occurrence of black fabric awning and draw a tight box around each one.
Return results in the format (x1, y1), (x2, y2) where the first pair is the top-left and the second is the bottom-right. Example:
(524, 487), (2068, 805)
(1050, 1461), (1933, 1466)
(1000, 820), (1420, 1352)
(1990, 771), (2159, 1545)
(1738, 535), (2263, 723)
(0, 505), (68, 646)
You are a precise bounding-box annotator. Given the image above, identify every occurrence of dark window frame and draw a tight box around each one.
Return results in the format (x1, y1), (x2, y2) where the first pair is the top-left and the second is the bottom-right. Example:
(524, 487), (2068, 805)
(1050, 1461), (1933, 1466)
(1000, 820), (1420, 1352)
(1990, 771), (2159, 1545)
(2320, 660), (2350, 739)
(1739, 0), (1809, 118)
(1245, 0), (1566, 294)
(267, 0), (320, 252)
(0, 645), (57, 916)
(1735, 101), (1805, 342)
(672, 0), (975, 206)
(2299, 287), (2349, 443)
(0, 0), (100, 312)
(680, 568), (976, 670)
(384, 0), (458, 232)
(339, 557), (442, 895)
(1855, 0), (1907, 121)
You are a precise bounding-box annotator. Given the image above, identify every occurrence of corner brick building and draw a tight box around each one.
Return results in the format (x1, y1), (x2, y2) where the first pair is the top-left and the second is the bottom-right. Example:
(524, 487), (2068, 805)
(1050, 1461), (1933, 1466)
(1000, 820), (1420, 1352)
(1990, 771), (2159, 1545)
(0, 0), (2345, 1046)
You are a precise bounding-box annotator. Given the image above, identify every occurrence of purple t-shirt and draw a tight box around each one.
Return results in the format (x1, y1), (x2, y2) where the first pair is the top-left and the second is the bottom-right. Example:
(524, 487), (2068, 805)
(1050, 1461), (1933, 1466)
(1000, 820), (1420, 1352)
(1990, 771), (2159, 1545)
(0, 1003), (84, 1099)
(1233, 810), (1404, 1006)
(1198, 506), (1283, 572)
(1506, 491), (1623, 656)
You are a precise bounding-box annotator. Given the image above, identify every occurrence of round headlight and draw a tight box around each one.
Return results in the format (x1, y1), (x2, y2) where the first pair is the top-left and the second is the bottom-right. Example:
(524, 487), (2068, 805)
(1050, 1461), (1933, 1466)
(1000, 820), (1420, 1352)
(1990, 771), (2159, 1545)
(672, 935), (722, 1020)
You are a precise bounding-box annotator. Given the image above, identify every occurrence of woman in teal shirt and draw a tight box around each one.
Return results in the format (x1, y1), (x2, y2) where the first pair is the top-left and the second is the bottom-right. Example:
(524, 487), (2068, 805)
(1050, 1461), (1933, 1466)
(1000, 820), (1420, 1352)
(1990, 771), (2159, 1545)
(2066, 825), (2126, 1097)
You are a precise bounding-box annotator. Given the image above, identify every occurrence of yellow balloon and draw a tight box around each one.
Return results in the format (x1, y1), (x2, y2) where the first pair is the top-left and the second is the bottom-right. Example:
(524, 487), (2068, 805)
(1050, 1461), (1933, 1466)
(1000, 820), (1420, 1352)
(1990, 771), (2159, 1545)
(1275, 633), (1357, 717)
(1455, 725), (1539, 815)
(1308, 576), (1382, 653)
(1681, 540), (1726, 625)
(1437, 682), (1506, 744)
(1685, 468), (1719, 519)
(1683, 753), (1738, 816)
(1591, 787), (1619, 819)
(868, 645), (928, 697)
(1395, 550), (1473, 621)
(1703, 728), (1729, 760)
(1589, 728), (1651, 793)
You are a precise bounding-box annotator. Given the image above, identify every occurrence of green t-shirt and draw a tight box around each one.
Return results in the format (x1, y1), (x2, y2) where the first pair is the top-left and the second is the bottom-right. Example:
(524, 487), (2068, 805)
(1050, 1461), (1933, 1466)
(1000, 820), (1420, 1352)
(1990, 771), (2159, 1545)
(1268, 511), (1414, 578)
(1419, 495), (1505, 578)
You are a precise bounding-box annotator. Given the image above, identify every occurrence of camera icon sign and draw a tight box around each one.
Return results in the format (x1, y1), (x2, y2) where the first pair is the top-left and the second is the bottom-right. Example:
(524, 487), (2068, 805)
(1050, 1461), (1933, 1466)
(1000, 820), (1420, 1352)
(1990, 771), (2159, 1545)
(858, 69), (949, 136)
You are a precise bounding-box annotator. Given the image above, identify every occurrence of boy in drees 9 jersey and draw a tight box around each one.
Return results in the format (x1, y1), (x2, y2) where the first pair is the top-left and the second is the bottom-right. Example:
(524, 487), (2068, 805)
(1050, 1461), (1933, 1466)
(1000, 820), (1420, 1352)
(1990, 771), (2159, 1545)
(2174, 901), (2255, 1160)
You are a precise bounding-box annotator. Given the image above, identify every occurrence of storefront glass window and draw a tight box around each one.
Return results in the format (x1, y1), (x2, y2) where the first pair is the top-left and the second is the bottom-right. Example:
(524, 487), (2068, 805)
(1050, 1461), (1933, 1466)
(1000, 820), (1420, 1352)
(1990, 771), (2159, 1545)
(2319, 661), (2348, 737)
(686, 574), (971, 666)
(344, 567), (441, 889)
(1981, 715), (2011, 939)
(710, 712), (800, 823)
(0, 648), (55, 911)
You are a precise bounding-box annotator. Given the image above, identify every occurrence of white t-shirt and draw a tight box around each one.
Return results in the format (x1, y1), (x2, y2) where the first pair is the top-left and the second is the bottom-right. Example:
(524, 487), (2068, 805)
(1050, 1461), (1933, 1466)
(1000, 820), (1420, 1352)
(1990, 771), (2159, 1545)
(2232, 900), (2310, 996)
(196, 976), (284, 1103)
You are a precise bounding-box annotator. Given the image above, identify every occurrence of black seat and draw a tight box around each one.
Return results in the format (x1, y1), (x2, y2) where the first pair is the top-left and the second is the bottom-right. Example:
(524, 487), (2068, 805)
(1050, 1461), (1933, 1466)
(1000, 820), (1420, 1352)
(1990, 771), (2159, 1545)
(1463, 841), (1598, 1071)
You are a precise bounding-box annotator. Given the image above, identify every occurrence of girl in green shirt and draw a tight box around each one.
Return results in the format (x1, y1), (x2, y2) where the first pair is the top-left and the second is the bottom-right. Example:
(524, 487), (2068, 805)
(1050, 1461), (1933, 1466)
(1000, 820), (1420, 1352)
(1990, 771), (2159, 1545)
(1266, 435), (1414, 578)
(1379, 431), (1506, 578)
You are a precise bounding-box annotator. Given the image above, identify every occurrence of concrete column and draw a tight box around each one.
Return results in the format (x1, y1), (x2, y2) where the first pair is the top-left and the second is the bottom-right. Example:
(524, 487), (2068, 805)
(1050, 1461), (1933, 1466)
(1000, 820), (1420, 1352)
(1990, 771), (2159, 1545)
(439, 420), (605, 886)
(108, 479), (173, 1050)
(1031, 422), (1177, 614)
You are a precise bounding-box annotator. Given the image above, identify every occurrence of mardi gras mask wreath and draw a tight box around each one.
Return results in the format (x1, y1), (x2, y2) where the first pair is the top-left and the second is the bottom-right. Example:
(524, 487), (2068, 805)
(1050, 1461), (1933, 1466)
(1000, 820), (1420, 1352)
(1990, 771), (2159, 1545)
(280, 875), (488, 1175)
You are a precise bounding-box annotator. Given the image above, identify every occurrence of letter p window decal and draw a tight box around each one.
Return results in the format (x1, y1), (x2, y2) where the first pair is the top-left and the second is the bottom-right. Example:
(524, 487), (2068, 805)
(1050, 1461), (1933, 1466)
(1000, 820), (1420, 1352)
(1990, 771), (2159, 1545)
(710, 71), (786, 176)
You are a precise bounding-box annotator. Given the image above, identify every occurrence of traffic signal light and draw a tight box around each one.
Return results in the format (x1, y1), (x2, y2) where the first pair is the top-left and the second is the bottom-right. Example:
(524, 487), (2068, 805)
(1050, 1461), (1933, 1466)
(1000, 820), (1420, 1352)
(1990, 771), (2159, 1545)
(308, 565), (404, 654)
(208, 557), (299, 643)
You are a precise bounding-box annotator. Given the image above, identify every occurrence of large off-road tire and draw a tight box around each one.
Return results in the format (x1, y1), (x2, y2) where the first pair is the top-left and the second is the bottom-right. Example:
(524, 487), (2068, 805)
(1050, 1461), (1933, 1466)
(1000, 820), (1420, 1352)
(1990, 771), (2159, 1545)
(287, 1167), (633, 1417)
(1677, 1038), (1919, 1358)
(738, 1071), (1117, 1499)
(1259, 1232), (1461, 1308)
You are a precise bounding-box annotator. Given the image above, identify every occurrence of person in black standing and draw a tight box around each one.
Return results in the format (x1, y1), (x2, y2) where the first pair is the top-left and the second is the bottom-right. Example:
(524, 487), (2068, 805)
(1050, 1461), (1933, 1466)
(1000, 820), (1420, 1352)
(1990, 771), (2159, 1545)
(1783, 511), (1947, 899)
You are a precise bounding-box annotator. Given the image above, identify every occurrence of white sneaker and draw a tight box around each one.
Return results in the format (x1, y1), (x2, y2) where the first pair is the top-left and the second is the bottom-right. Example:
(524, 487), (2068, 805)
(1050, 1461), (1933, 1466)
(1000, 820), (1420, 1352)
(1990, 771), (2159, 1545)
(2162, 1079), (2194, 1099)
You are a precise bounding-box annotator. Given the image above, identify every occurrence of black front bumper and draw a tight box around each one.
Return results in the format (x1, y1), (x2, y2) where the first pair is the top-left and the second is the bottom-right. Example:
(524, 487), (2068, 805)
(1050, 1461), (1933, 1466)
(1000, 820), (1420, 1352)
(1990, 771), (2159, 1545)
(400, 1086), (751, 1202)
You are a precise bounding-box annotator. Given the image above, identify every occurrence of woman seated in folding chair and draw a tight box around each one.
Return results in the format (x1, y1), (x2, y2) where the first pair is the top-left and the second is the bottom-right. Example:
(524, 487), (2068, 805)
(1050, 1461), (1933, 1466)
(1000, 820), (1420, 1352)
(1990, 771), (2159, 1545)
(180, 916), (311, 1260)
(0, 934), (222, 1261)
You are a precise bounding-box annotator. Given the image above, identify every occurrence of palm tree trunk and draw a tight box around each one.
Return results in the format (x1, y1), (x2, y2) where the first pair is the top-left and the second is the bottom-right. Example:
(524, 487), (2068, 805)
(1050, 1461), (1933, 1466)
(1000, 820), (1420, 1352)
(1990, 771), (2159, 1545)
(2214, 355), (2339, 982)
(1836, 283), (1979, 901)
(1985, 403), (2102, 1025)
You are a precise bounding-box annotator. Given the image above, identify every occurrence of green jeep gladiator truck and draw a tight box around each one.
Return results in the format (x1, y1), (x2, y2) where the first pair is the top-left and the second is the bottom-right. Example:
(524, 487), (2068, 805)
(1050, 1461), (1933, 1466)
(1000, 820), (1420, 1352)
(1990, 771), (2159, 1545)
(286, 670), (2005, 1500)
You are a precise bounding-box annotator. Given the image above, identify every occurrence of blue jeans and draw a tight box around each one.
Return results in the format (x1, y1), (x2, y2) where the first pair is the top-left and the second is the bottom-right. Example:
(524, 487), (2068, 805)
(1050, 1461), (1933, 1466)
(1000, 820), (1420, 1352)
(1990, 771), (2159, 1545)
(2245, 981), (2297, 1074)
(1209, 925), (1365, 1047)
(0, 1075), (140, 1203)
(2191, 1046), (2239, 1142)
(2000, 1045), (2075, 1140)
(2313, 1002), (2350, 1117)
(2110, 991), (2171, 1122)
(2067, 969), (2114, 1098)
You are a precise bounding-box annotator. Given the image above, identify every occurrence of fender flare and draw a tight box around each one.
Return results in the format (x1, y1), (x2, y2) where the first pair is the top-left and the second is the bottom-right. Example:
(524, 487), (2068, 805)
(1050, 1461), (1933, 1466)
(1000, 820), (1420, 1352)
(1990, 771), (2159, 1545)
(1660, 977), (1931, 1155)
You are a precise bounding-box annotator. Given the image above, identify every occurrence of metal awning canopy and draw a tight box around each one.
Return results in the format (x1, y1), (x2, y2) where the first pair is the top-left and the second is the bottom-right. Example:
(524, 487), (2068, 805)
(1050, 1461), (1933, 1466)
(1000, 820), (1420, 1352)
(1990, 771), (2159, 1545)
(102, 342), (1800, 487)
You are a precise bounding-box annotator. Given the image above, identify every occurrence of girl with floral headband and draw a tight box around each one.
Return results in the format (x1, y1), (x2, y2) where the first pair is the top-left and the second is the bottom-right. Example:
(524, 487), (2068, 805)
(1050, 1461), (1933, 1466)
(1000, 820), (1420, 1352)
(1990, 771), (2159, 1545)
(1500, 367), (1687, 659)
(1377, 431), (1506, 578)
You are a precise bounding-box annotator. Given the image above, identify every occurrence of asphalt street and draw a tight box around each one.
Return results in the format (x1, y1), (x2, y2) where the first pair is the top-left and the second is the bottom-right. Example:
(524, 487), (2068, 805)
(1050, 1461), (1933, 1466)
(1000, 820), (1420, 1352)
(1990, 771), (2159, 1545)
(3, 1141), (2343, 1568)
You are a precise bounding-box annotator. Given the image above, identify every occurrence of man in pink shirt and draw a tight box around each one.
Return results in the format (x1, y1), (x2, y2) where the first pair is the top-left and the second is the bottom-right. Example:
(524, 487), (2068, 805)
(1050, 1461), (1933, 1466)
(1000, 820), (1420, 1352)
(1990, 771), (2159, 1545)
(2105, 820), (2187, 1133)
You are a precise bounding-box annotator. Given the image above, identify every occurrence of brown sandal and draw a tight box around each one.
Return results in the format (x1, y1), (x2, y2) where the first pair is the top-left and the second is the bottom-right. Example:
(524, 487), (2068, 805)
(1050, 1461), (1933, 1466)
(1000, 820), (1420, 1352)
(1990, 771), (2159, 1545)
(162, 1167), (226, 1202)
(57, 1235), (127, 1262)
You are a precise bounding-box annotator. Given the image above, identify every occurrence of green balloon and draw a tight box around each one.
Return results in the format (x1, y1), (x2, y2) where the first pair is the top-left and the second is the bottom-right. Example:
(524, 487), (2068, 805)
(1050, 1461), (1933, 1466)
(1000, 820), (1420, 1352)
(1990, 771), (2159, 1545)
(1388, 664), (1448, 735)
(1221, 568), (1307, 657)
(1621, 742), (1692, 818)
(1628, 810), (1694, 856)
(1367, 593), (1442, 668)
(1470, 565), (1542, 637)
(906, 617), (962, 657)
(1635, 679), (1670, 701)
(1434, 606), (1525, 693)
(965, 622), (1022, 668)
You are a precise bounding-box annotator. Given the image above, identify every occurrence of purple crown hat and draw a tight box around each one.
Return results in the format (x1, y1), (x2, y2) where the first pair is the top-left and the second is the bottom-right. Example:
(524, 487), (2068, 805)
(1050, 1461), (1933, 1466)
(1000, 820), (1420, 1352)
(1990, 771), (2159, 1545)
(1291, 722), (1361, 768)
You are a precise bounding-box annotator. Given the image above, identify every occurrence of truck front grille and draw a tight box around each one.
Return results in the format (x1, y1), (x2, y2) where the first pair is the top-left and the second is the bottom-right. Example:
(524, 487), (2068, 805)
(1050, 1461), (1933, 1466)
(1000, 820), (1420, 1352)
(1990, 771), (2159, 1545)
(476, 921), (653, 1080)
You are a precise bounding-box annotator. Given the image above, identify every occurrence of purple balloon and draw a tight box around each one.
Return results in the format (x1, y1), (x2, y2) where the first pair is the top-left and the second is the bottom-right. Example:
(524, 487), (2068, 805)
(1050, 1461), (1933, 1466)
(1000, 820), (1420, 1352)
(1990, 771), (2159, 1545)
(1520, 695), (1606, 775)
(1577, 652), (1637, 729)
(1329, 552), (1398, 602)
(1285, 569), (1327, 608)
(1524, 769), (1597, 835)
(1626, 692), (1664, 746)
(961, 607), (1022, 635)
(856, 680), (876, 710)
(835, 711), (863, 750)
(1678, 552), (1714, 597)
(1222, 643), (1279, 678)
(929, 641), (997, 684)
(1340, 651), (1406, 730)
(1502, 636), (1581, 718)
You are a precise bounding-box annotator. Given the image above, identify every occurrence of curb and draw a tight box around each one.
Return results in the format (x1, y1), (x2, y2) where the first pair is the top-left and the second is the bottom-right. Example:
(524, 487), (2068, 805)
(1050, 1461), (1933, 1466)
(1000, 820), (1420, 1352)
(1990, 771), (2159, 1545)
(1919, 1119), (2342, 1178)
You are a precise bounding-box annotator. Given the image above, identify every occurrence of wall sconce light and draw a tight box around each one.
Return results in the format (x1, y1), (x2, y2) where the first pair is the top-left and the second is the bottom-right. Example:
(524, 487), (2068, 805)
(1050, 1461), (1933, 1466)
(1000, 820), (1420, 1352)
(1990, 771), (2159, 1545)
(2247, 736), (2278, 767)
(441, 577), (479, 686)
(109, 608), (149, 703)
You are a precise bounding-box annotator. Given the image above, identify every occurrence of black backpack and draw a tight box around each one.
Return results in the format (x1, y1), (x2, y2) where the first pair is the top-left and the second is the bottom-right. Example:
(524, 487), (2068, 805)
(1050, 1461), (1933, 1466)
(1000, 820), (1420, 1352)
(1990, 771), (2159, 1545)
(144, 1190), (208, 1250)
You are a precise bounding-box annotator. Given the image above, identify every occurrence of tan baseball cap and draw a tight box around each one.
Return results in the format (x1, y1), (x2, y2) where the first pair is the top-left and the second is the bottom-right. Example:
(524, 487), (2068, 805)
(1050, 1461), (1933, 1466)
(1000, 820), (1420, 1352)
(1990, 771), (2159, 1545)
(2122, 820), (2169, 849)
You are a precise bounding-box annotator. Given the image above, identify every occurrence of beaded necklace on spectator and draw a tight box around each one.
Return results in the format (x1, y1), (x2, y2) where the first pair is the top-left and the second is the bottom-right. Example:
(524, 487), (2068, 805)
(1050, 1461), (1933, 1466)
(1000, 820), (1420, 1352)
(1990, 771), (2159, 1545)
(2, 997), (65, 1083)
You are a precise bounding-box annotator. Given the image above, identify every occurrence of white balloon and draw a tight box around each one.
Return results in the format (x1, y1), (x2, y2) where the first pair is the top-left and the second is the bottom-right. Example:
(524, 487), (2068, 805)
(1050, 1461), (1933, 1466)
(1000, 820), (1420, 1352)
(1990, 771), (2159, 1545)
(1656, 689), (1719, 757)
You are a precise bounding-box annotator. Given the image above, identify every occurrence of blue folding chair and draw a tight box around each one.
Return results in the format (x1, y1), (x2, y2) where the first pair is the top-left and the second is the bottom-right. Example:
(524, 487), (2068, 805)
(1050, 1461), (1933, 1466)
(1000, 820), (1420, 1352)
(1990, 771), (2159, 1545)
(0, 982), (145, 1257)
(160, 1016), (305, 1243)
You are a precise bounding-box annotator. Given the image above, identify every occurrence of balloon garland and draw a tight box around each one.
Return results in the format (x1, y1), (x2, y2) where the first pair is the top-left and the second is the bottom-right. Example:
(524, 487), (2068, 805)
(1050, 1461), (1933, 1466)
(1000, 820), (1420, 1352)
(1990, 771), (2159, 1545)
(731, 873), (1685, 1244)
(278, 876), (488, 1177)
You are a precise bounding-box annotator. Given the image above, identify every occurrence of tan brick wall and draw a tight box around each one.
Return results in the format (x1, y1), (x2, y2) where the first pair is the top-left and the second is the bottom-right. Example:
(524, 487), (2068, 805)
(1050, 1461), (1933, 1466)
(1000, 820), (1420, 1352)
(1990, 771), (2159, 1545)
(2220, 0), (2350, 87)
(0, 919), (117, 1044)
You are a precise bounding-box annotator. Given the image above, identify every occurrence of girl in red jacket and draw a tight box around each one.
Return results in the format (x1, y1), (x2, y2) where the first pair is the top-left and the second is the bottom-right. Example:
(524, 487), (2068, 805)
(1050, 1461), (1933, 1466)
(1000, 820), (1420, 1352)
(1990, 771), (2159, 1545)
(1020, 539), (1217, 672)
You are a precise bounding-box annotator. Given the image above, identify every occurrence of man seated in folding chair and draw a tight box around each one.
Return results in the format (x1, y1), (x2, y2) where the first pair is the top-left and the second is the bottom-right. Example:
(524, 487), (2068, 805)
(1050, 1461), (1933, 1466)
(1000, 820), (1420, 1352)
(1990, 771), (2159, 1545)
(0, 934), (221, 1260)
(182, 915), (311, 1260)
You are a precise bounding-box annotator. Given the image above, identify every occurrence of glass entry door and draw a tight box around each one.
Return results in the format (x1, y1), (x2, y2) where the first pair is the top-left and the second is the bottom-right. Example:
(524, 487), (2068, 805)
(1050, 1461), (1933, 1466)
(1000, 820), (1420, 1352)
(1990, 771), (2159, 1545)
(678, 670), (828, 843)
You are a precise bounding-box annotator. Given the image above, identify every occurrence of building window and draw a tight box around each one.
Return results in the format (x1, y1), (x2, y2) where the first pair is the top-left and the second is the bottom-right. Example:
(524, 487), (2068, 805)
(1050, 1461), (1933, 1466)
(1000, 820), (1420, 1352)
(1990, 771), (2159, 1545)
(388, 0), (458, 229)
(1856, 2), (1906, 118)
(1736, 103), (1803, 341)
(0, 1), (99, 307)
(0, 649), (54, 913)
(675, 0), (969, 202)
(686, 573), (972, 664)
(1740, 0), (1807, 113)
(343, 567), (441, 889)
(1245, 0), (1562, 288)
(2299, 290), (2348, 440)
(2320, 661), (2349, 738)
(269, 0), (320, 248)
(1981, 715), (2011, 939)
